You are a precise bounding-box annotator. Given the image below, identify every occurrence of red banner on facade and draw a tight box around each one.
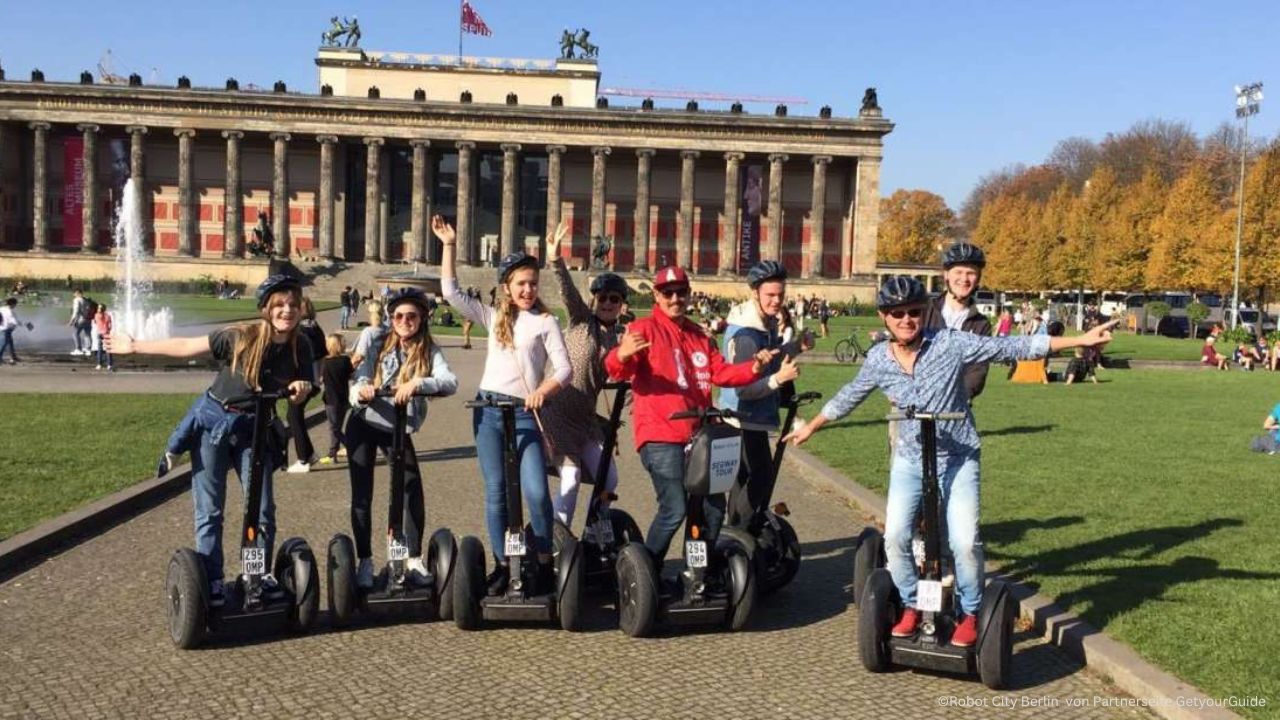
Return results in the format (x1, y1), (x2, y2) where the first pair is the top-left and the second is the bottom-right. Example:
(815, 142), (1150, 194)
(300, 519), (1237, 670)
(461, 1), (492, 36)
(62, 135), (85, 247)
(737, 164), (763, 273)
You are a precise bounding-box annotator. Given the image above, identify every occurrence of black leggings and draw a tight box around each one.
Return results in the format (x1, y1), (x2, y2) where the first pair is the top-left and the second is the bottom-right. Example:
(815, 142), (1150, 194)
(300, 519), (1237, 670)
(288, 396), (316, 464)
(325, 400), (349, 458)
(346, 413), (426, 559)
(728, 429), (776, 531)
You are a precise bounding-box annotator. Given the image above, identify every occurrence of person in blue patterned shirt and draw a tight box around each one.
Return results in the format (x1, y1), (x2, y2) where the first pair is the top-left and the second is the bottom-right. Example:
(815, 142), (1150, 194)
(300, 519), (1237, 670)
(784, 275), (1116, 647)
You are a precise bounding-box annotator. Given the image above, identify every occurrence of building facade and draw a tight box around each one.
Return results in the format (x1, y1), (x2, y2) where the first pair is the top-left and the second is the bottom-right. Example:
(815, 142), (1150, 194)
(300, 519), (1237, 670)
(0, 49), (891, 282)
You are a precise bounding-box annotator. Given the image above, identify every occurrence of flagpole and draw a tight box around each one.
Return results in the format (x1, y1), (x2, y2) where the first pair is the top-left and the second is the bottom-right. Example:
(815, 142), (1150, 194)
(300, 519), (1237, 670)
(458, 0), (463, 65)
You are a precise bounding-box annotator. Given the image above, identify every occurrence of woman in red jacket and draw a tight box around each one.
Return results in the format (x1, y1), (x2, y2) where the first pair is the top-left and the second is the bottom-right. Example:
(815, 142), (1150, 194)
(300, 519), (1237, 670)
(605, 266), (775, 564)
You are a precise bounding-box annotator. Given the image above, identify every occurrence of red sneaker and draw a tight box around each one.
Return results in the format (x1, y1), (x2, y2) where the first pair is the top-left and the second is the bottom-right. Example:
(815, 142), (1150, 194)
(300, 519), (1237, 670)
(891, 608), (920, 637)
(951, 614), (978, 647)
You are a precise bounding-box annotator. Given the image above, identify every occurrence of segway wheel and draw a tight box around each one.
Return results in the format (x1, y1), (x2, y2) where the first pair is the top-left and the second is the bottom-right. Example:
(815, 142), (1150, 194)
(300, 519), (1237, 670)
(453, 535), (486, 631)
(615, 542), (656, 638)
(326, 535), (358, 628)
(977, 583), (1015, 689)
(275, 537), (320, 633)
(758, 516), (802, 595)
(557, 536), (584, 631)
(609, 509), (645, 546)
(858, 569), (896, 672)
(428, 528), (457, 622)
(851, 527), (884, 608)
(724, 539), (757, 632)
(165, 548), (208, 649)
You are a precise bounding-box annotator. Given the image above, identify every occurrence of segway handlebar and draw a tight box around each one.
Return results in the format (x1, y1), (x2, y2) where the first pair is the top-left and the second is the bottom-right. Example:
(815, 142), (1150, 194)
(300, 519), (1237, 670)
(220, 387), (297, 407)
(885, 409), (967, 422)
(669, 406), (742, 422)
(464, 396), (526, 410)
(782, 391), (822, 408)
(372, 388), (447, 399)
(603, 380), (631, 391)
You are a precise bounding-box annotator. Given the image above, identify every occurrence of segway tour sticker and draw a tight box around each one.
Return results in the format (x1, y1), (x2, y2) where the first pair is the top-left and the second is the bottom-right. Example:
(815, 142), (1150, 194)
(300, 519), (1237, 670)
(241, 547), (266, 576)
(685, 540), (708, 568)
(387, 537), (410, 561)
(504, 530), (527, 557)
(707, 437), (742, 495)
(917, 579), (943, 613)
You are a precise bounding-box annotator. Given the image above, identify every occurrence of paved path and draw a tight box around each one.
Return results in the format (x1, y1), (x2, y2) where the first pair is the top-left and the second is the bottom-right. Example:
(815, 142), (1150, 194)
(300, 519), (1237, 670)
(0, 341), (1153, 719)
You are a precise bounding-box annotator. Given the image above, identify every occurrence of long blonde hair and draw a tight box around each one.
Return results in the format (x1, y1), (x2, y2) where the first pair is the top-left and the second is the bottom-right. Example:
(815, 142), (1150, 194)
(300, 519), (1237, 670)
(374, 315), (435, 386)
(230, 288), (302, 387)
(494, 269), (550, 349)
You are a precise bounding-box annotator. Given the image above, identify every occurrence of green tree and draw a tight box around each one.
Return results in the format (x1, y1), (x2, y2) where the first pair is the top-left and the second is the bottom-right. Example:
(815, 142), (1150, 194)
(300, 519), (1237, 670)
(877, 189), (957, 264)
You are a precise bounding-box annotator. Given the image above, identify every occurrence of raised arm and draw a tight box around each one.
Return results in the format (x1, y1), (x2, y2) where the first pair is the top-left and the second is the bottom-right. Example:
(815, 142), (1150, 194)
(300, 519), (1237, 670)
(107, 332), (210, 358)
(547, 220), (591, 325)
(433, 214), (493, 328)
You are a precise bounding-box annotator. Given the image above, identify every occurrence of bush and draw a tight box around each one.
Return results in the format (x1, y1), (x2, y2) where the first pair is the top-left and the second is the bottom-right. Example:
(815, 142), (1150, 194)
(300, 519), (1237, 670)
(1187, 302), (1210, 340)
(1220, 326), (1253, 346)
(1145, 301), (1171, 322)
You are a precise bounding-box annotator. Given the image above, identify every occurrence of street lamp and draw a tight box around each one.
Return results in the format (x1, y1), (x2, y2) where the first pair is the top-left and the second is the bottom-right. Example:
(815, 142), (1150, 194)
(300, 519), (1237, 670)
(1231, 81), (1264, 328)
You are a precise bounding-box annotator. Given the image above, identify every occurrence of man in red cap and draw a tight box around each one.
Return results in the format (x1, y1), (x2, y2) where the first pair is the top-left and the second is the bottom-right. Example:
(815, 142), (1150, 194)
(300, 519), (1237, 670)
(606, 266), (777, 565)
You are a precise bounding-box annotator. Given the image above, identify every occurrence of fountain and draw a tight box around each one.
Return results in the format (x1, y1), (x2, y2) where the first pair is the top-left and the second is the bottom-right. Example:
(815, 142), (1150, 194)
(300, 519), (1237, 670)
(113, 178), (173, 340)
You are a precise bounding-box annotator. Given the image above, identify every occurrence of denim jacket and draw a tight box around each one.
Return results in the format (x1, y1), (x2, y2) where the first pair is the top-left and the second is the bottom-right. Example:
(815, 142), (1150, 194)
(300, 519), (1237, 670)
(350, 339), (458, 434)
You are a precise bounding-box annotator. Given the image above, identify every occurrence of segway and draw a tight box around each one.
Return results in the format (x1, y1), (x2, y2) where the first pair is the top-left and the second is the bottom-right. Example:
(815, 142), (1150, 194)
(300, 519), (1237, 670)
(453, 395), (585, 631)
(164, 389), (320, 649)
(732, 389), (823, 595)
(327, 389), (456, 627)
(551, 381), (645, 591)
(857, 408), (1014, 689)
(613, 406), (757, 638)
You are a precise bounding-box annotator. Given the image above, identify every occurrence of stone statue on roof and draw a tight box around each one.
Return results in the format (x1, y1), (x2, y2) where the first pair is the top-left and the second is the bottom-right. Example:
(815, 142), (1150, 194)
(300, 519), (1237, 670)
(559, 29), (576, 59)
(321, 16), (361, 47)
(861, 87), (880, 114)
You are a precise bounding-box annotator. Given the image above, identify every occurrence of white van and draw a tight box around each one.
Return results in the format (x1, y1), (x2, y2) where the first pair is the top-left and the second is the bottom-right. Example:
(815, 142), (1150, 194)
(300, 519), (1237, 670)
(1099, 292), (1127, 318)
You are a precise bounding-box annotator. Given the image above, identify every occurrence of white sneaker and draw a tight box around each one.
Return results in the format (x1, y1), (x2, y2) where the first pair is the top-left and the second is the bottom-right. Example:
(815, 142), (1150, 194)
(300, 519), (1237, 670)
(286, 460), (311, 474)
(406, 556), (432, 586)
(95, 364), (102, 370)
(260, 573), (285, 599)
(357, 557), (375, 589)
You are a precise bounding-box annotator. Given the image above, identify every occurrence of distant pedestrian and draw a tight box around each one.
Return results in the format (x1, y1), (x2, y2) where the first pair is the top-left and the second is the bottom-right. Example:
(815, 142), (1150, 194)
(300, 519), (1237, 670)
(339, 285), (354, 329)
(1, 297), (30, 364)
(286, 297), (327, 473)
(318, 333), (353, 465)
(93, 303), (115, 371)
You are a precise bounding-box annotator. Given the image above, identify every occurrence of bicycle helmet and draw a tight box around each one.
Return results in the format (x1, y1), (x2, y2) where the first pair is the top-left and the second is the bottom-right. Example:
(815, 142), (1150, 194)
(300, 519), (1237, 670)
(386, 287), (430, 315)
(941, 242), (986, 269)
(747, 260), (788, 289)
(497, 251), (540, 284)
(255, 274), (302, 309)
(589, 273), (631, 297)
(876, 275), (928, 310)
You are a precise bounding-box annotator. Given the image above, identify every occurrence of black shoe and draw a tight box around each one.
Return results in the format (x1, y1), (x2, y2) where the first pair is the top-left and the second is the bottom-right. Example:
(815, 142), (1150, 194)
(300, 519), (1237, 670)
(486, 563), (510, 596)
(155, 452), (175, 478)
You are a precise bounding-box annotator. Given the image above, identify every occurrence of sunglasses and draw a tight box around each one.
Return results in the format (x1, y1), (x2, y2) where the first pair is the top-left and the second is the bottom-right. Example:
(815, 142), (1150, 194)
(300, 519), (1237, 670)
(596, 294), (625, 305)
(659, 287), (691, 299)
(887, 308), (923, 320)
(392, 312), (421, 322)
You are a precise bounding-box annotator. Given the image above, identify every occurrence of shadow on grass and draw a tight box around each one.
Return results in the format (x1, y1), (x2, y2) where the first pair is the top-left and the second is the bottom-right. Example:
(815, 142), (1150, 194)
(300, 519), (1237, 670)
(984, 515), (1084, 547)
(982, 424), (1056, 437)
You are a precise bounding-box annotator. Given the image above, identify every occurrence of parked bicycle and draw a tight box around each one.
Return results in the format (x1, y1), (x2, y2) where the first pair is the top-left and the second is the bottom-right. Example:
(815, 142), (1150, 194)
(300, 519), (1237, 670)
(834, 328), (887, 363)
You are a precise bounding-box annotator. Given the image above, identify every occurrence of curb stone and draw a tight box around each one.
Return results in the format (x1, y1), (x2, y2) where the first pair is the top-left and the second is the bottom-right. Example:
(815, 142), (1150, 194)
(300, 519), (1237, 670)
(783, 444), (1240, 720)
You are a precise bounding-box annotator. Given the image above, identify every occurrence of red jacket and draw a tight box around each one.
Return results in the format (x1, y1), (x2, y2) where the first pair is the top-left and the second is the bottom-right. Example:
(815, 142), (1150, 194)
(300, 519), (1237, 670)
(605, 309), (760, 450)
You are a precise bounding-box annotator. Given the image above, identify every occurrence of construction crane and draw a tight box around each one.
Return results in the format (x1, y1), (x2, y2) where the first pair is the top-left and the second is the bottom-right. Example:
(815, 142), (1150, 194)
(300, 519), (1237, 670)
(97, 49), (126, 85)
(600, 86), (808, 105)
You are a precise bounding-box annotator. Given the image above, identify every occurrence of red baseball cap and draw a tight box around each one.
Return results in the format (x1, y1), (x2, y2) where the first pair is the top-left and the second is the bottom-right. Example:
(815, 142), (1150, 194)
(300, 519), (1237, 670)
(653, 266), (690, 290)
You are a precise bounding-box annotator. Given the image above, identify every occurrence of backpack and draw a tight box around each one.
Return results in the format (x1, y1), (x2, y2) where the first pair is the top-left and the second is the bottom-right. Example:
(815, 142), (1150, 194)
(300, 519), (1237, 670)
(82, 298), (98, 324)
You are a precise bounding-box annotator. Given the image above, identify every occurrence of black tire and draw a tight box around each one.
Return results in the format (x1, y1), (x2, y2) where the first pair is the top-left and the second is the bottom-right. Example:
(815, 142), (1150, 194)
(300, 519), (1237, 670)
(858, 569), (896, 672)
(453, 536), (485, 631)
(615, 542), (656, 638)
(725, 540), (757, 632)
(552, 518), (574, 556)
(851, 527), (884, 608)
(557, 537), (584, 631)
(978, 584), (1015, 689)
(428, 528), (457, 622)
(275, 538), (319, 633)
(609, 509), (645, 547)
(326, 535), (358, 628)
(165, 548), (207, 649)
(758, 516), (802, 595)
(834, 339), (855, 363)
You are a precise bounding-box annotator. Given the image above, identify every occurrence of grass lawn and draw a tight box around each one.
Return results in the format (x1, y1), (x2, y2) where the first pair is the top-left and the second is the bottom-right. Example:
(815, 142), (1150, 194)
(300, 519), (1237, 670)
(797, 366), (1279, 714)
(0, 394), (194, 541)
(21, 291), (338, 328)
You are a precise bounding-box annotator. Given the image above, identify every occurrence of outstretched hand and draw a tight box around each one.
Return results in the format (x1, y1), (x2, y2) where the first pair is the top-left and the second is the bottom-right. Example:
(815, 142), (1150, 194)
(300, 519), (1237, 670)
(616, 331), (651, 362)
(1078, 319), (1120, 348)
(751, 348), (781, 374)
(780, 418), (814, 446)
(430, 214), (456, 245)
(106, 331), (133, 355)
(547, 219), (569, 260)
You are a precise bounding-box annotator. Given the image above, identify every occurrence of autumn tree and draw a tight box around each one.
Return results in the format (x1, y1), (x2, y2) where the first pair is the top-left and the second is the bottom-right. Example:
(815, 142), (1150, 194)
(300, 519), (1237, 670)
(877, 189), (956, 264)
(1110, 168), (1166, 290)
(1148, 163), (1227, 291)
(1239, 142), (1280, 300)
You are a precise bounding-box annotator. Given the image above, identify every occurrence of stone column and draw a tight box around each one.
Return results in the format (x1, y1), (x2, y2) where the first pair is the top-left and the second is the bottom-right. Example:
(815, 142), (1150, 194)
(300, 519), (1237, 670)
(363, 137), (383, 263)
(455, 141), (475, 265)
(766, 153), (788, 261)
(222, 131), (243, 258)
(720, 152), (744, 275)
(316, 135), (338, 260)
(545, 145), (565, 261)
(125, 126), (149, 252)
(634, 148), (656, 273)
(677, 150), (699, 270)
(77, 124), (100, 253)
(590, 146), (610, 245)
(29, 122), (50, 253)
(270, 132), (290, 257)
(500, 143), (521, 256)
(807, 155), (832, 279)
(409, 139), (431, 263)
(175, 129), (197, 256)
(851, 156), (882, 278)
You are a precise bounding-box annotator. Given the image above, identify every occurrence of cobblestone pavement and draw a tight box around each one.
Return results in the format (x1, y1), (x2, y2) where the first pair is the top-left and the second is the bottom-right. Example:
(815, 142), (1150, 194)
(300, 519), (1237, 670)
(0, 348), (1154, 720)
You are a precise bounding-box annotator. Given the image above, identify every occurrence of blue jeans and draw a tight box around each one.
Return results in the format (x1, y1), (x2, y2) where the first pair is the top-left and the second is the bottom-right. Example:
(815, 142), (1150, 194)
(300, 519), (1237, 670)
(188, 394), (277, 581)
(96, 347), (112, 369)
(166, 399), (203, 456)
(73, 321), (91, 352)
(639, 442), (725, 562)
(339, 305), (351, 329)
(885, 450), (983, 615)
(472, 395), (553, 560)
(0, 328), (15, 361)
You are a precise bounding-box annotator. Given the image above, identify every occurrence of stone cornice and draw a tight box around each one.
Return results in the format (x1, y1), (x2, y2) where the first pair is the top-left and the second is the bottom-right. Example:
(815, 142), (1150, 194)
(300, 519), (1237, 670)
(0, 81), (890, 158)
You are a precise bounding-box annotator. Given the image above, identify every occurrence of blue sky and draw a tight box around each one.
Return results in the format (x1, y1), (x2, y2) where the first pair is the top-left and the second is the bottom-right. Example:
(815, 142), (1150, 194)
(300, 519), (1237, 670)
(2, 1), (1276, 208)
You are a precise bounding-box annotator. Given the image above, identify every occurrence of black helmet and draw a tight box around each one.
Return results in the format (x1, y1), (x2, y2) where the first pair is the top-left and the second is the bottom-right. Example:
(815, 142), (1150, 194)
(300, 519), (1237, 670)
(589, 273), (630, 297)
(255, 274), (301, 309)
(497, 251), (539, 284)
(876, 275), (928, 310)
(386, 287), (430, 315)
(747, 260), (788, 288)
(941, 242), (986, 269)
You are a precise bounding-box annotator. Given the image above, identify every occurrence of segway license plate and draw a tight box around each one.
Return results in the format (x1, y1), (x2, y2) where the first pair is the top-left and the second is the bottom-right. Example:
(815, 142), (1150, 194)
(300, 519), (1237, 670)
(387, 537), (410, 562)
(917, 579), (943, 613)
(685, 540), (708, 569)
(504, 530), (527, 557)
(241, 547), (266, 576)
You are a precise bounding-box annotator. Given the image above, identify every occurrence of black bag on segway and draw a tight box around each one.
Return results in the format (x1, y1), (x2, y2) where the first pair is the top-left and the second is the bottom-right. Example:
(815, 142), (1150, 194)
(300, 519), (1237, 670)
(683, 422), (742, 496)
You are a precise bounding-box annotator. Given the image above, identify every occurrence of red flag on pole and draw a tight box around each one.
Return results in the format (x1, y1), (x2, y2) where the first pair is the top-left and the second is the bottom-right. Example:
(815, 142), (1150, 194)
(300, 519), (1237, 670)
(461, 1), (492, 36)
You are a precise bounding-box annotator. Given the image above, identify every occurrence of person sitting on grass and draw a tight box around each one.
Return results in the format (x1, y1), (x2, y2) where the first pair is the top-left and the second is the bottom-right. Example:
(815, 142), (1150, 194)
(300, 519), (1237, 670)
(1234, 342), (1259, 372)
(1252, 403), (1280, 455)
(1063, 347), (1097, 385)
(783, 275), (1117, 649)
(1201, 333), (1229, 370)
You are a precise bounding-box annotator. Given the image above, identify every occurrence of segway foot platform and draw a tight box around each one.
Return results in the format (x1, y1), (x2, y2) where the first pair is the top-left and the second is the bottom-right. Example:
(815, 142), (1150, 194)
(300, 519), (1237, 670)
(481, 592), (556, 622)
